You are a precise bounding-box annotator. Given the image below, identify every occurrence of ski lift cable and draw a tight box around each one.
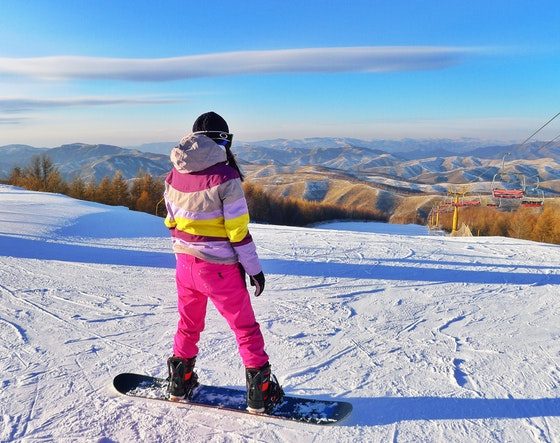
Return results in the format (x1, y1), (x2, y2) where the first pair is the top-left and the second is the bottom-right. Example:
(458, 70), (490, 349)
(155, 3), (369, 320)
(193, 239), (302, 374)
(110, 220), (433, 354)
(463, 154), (506, 186)
(463, 111), (560, 186)
(494, 129), (560, 183)
(520, 130), (560, 181)
(517, 111), (560, 149)
(535, 131), (560, 153)
(498, 131), (560, 182)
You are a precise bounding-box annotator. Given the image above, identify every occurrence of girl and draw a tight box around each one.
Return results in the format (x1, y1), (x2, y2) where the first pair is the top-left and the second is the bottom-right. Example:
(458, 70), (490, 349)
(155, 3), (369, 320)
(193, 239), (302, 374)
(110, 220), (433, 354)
(163, 112), (283, 412)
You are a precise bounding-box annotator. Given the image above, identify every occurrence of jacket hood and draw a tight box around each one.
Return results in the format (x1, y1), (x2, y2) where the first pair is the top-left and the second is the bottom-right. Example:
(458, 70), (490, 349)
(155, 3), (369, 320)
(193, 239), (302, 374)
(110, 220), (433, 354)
(170, 133), (227, 173)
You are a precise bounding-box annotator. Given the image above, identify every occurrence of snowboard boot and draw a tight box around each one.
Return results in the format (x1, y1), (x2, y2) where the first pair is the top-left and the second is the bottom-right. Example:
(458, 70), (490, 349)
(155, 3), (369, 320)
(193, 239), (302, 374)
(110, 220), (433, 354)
(245, 362), (284, 413)
(167, 356), (198, 401)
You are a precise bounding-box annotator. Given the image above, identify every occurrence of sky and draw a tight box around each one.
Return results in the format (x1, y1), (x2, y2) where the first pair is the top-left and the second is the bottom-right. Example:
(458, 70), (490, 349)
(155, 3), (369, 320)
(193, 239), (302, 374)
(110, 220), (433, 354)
(0, 0), (559, 147)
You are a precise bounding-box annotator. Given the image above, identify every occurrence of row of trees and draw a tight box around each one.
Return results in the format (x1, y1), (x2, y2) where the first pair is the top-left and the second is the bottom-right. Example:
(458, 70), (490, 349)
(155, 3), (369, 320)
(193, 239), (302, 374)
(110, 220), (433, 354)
(437, 205), (560, 244)
(243, 182), (385, 226)
(7, 154), (384, 225)
(8, 155), (165, 216)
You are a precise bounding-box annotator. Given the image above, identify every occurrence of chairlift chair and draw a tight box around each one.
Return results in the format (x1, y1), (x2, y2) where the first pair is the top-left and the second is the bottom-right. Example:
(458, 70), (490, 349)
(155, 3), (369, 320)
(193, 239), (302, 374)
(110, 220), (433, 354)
(491, 172), (525, 199)
(438, 196), (455, 213)
(490, 156), (526, 211)
(455, 194), (482, 207)
(521, 177), (545, 209)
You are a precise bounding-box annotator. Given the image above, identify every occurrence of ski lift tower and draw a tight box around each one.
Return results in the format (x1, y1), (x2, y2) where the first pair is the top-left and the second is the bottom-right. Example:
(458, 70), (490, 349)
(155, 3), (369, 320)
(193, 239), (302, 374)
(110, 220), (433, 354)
(447, 185), (472, 234)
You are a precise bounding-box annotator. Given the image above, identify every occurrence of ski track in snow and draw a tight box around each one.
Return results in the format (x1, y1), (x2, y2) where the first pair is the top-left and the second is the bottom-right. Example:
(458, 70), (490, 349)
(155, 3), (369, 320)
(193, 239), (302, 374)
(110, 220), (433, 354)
(1, 185), (560, 442)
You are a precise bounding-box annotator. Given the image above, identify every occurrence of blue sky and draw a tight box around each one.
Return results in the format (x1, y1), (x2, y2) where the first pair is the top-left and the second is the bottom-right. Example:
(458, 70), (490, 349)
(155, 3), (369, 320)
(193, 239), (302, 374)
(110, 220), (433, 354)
(0, 0), (559, 146)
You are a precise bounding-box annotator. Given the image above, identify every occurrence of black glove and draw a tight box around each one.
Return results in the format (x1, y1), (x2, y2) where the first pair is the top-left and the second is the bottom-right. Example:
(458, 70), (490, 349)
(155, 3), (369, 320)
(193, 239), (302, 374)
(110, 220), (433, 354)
(249, 271), (265, 297)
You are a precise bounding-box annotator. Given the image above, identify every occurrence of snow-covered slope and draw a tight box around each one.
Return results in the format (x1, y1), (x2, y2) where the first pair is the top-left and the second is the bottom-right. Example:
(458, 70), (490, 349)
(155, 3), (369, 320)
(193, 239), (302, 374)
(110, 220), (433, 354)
(1, 185), (559, 442)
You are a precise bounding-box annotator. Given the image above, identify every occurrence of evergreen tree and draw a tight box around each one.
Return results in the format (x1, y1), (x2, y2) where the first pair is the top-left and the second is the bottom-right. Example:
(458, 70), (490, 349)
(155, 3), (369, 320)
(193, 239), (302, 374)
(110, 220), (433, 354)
(8, 167), (24, 187)
(508, 208), (538, 240)
(130, 171), (164, 214)
(83, 179), (98, 201)
(96, 176), (113, 205)
(16, 155), (66, 193)
(46, 168), (68, 194)
(111, 171), (131, 207)
(68, 176), (87, 200)
(135, 190), (153, 213)
(532, 208), (556, 243)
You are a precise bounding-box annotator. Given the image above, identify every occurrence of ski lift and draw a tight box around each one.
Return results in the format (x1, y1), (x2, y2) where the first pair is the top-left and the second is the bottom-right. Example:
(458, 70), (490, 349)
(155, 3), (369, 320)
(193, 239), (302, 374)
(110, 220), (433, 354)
(445, 185), (481, 208)
(521, 177), (545, 209)
(437, 195), (455, 213)
(490, 153), (525, 210)
(454, 194), (482, 207)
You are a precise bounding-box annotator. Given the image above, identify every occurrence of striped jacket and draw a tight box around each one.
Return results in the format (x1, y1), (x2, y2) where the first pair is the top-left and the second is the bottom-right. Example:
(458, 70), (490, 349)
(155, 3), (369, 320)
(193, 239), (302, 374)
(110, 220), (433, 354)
(164, 133), (262, 276)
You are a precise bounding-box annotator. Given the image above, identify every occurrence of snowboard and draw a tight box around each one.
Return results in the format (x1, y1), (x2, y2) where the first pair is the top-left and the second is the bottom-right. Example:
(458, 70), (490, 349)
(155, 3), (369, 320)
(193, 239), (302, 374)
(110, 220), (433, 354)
(113, 372), (352, 425)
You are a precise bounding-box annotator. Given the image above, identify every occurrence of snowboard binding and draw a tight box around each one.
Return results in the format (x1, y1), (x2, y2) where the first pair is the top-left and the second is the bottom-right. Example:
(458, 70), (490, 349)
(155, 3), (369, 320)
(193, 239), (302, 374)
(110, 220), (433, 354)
(167, 356), (199, 401)
(245, 362), (284, 413)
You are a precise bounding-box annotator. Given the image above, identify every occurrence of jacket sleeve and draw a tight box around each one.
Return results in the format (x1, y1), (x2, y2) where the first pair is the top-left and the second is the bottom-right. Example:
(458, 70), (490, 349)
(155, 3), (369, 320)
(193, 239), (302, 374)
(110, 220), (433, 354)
(163, 171), (177, 229)
(219, 177), (262, 276)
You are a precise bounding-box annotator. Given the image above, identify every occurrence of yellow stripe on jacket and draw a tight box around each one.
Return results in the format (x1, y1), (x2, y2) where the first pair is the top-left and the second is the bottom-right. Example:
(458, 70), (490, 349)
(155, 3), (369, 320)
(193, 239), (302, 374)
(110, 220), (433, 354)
(167, 213), (249, 242)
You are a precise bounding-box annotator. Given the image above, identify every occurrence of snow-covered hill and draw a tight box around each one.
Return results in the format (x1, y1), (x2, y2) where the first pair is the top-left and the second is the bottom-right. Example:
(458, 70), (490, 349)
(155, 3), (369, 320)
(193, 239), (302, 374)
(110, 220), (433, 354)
(1, 185), (559, 442)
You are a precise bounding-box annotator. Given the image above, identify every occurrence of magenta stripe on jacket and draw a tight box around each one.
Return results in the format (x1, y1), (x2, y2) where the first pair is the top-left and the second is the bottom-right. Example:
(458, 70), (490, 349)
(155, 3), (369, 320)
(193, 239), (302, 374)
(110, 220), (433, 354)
(166, 162), (238, 193)
(231, 234), (254, 247)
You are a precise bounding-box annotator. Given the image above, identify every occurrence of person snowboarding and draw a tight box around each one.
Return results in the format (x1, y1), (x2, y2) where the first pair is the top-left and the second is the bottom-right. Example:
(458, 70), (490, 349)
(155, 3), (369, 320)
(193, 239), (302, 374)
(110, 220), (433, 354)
(163, 111), (283, 413)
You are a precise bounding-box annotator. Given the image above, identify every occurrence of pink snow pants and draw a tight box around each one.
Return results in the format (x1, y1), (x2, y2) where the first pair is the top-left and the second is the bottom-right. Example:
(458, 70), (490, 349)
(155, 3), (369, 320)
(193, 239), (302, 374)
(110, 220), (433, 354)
(173, 254), (269, 369)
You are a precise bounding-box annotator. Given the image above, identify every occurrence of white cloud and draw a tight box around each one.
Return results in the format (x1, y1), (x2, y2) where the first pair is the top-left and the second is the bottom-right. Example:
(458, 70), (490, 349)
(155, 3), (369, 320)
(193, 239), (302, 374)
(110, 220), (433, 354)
(0, 117), (27, 125)
(0, 96), (185, 112)
(0, 46), (477, 81)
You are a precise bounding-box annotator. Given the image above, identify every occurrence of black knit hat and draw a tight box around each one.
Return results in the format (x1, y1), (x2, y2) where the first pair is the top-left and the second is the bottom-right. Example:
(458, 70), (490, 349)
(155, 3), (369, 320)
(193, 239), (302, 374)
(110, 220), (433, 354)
(192, 111), (229, 133)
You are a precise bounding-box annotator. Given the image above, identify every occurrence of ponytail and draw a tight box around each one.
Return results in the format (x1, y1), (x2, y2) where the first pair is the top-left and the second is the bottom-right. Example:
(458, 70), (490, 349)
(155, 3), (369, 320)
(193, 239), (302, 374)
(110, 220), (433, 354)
(225, 145), (245, 182)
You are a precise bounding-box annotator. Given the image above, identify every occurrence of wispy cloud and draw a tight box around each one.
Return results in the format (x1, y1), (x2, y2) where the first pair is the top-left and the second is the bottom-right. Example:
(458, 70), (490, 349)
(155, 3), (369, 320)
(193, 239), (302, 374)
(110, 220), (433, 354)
(0, 46), (478, 81)
(0, 96), (185, 112)
(0, 117), (27, 125)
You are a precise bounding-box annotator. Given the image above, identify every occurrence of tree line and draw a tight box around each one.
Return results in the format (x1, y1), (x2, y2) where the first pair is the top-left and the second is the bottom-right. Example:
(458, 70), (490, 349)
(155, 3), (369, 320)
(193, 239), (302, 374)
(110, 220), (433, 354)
(437, 205), (560, 244)
(243, 182), (385, 226)
(7, 154), (385, 226)
(8, 155), (166, 216)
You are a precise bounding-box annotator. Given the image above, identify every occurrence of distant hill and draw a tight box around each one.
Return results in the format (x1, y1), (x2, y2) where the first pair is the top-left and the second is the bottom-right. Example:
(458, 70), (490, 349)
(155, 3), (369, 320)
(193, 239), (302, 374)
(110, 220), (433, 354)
(129, 137), (511, 158)
(463, 141), (560, 160)
(232, 143), (405, 172)
(0, 143), (170, 181)
(0, 144), (49, 177)
(127, 141), (176, 155)
(237, 137), (499, 155)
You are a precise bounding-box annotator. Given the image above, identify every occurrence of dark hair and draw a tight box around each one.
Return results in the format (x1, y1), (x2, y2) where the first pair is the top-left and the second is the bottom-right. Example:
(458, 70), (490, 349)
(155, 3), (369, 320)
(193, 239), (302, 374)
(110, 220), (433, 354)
(224, 144), (244, 182)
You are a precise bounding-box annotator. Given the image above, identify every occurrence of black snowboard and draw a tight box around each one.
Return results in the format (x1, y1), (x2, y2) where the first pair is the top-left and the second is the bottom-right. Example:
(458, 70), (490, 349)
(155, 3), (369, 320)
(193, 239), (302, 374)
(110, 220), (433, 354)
(113, 372), (352, 425)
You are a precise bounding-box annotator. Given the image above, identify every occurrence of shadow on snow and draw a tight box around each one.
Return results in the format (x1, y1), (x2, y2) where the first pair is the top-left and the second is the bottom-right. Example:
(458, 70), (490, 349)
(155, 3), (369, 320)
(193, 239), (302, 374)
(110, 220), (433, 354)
(1, 235), (559, 285)
(0, 235), (176, 269)
(262, 259), (560, 286)
(343, 396), (560, 426)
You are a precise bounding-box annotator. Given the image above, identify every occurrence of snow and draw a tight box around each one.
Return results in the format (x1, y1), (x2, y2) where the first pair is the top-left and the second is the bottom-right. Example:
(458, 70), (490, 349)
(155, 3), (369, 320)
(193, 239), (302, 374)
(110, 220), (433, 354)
(315, 220), (430, 236)
(1, 184), (559, 442)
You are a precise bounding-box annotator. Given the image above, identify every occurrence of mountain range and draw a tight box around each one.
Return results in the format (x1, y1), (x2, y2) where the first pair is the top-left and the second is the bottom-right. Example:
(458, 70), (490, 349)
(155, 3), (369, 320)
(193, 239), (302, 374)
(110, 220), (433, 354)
(0, 143), (169, 182)
(2, 138), (559, 223)
(128, 137), (509, 158)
